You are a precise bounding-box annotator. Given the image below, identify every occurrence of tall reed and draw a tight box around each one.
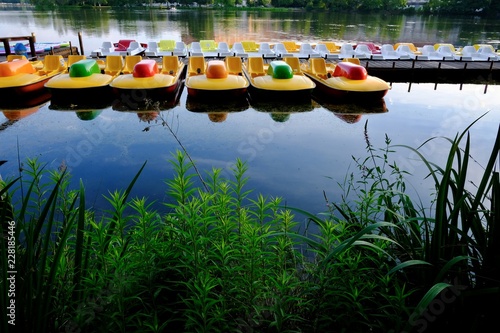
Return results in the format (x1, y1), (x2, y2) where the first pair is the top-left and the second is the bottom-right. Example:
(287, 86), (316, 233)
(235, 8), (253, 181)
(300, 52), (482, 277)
(1, 117), (497, 332)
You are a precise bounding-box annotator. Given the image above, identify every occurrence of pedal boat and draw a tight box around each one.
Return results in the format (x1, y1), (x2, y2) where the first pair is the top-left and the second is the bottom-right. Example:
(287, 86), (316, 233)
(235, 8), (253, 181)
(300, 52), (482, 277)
(0, 55), (65, 100)
(110, 57), (185, 104)
(185, 56), (249, 100)
(45, 59), (115, 107)
(243, 57), (315, 101)
(302, 58), (390, 101)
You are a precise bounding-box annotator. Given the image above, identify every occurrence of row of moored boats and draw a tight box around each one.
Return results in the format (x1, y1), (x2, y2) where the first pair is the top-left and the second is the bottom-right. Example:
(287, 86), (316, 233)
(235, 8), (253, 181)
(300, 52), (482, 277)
(0, 48), (392, 109)
(90, 39), (500, 62)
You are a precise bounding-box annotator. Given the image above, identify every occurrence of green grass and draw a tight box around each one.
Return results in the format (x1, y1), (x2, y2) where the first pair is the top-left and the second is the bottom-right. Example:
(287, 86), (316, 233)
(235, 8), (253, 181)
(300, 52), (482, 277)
(0, 119), (498, 332)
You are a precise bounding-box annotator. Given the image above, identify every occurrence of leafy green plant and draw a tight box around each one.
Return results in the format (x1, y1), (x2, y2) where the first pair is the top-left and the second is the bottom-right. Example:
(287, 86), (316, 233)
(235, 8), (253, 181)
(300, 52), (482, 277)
(323, 118), (499, 332)
(1, 117), (496, 332)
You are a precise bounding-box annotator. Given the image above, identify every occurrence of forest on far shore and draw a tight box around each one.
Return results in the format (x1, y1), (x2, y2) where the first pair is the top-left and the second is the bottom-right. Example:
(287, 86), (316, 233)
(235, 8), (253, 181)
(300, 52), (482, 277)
(3, 0), (500, 16)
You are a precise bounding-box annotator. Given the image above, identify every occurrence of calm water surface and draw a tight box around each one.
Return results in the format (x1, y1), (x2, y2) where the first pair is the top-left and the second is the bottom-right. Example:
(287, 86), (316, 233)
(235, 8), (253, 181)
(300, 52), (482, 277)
(1, 9), (499, 217)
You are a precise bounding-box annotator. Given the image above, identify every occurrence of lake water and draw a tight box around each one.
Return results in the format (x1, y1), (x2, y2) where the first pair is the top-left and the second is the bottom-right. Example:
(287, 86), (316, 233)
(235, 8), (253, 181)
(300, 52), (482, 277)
(1, 8), (499, 217)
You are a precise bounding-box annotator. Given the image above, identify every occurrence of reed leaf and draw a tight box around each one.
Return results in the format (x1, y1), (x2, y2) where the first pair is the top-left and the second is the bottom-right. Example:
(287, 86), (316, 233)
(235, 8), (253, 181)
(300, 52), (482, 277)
(405, 282), (452, 331)
(387, 260), (433, 276)
(102, 160), (147, 253)
(72, 180), (86, 303)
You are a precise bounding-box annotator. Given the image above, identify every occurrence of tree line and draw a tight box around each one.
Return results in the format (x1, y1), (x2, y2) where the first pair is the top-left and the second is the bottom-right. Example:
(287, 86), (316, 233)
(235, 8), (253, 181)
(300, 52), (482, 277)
(5, 0), (500, 15)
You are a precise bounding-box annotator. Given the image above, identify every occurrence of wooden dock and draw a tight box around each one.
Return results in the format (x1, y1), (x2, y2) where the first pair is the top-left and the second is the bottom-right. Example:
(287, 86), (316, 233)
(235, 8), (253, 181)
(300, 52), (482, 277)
(1, 33), (38, 58)
(352, 59), (500, 84)
(0, 32), (81, 61)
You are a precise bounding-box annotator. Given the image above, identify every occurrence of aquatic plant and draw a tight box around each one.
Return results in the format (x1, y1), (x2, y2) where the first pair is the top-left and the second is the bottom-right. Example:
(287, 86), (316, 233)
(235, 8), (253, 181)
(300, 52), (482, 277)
(324, 116), (500, 332)
(0, 118), (497, 332)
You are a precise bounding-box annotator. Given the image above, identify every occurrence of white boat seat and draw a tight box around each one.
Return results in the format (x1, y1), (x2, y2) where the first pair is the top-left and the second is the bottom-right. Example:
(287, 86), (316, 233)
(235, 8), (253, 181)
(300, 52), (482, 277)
(315, 43), (340, 59)
(217, 42), (234, 57)
(380, 44), (399, 60)
(274, 43), (293, 58)
(189, 42), (204, 57)
(298, 43), (320, 59)
(173, 42), (188, 57)
(436, 45), (456, 60)
(145, 41), (161, 57)
(354, 44), (371, 59)
(395, 45), (414, 59)
(339, 43), (355, 59)
(90, 41), (122, 57)
(231, 42), (248, 58)
(258, 42), (276, 59)
(477, 46), (499, 61)
(126, 41), (144, 56)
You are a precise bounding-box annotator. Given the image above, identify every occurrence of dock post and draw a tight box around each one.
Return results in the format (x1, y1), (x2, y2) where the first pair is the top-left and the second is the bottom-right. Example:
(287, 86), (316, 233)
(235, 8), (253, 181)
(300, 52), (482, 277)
(29, 32), (36, 58)
(460, 63), (467, 90)
(78, 32), (84, 56)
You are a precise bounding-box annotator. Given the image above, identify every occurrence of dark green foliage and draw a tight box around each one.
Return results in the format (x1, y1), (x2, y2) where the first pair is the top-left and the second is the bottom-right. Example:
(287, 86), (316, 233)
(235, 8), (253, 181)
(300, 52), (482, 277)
(0, 117), (497, 332)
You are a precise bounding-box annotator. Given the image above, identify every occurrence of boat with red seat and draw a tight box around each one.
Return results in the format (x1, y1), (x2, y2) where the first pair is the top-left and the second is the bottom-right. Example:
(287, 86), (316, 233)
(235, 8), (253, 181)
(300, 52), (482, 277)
(301, 58), (390, 101)
(110, 56), (185, 105)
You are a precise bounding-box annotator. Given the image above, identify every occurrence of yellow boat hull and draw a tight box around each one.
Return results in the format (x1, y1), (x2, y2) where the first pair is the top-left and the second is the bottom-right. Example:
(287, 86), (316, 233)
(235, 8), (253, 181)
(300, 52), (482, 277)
(45, 59), (115, 107)
(243, 59), (315, 101)
(302, 59), (390, 101)
(45, 73), (114, 89)
(110, 59), (186, 106)
(185, 58), (249, 99)
(0, 57), (63, 100)
(110, 74), (178, 90)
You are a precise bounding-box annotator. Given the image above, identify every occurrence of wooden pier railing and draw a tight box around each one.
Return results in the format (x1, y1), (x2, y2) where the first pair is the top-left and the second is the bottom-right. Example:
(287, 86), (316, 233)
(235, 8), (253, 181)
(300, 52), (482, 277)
(0, 32), (37, 57)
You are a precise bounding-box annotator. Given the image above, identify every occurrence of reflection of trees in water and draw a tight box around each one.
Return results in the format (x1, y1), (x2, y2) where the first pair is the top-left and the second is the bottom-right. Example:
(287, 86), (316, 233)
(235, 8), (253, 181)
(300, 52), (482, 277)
(16, 9), (498, 56)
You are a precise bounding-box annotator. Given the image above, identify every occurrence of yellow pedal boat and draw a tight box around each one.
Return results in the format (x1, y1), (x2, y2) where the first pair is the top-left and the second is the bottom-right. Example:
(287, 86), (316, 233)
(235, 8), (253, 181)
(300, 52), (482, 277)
(242, 57), (315, 101)
(45, 58), (115, 108)
(110, 56), (185, 106)
(301, 58), (390, 101)
(0, 55), (66, 102)
(185, 56), (249, 100)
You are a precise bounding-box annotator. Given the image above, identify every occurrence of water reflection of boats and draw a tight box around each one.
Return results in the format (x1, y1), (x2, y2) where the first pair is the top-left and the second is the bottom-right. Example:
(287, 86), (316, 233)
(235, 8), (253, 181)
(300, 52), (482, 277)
(48, 104), (104, 121)
(0, 90), (51, 109)
(250, 99), (317, 113)
(2, 105), (42, 121)
(0, 95), (49, 131)
(316, 97), (388, 124)
(251, 99), (320, 122)
(112, 81), (184, 112)
(1, 102), (47, 132)
(186, 96), (249, 123)
(76, 110), (103, 121)
(186, 96), (249, 113)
